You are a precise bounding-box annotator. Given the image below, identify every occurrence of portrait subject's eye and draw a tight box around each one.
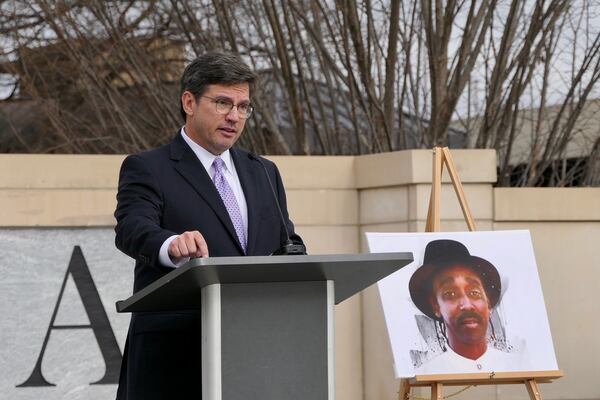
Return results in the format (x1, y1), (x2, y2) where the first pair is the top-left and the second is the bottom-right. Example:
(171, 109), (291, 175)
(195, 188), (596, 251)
(441, 290), (457, 300)
(468, 289), (483, 299)
(238, 103), (250, 113)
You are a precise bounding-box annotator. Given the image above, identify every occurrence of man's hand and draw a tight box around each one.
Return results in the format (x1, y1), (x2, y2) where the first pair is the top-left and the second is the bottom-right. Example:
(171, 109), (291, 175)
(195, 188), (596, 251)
(168, 231), (209, 259)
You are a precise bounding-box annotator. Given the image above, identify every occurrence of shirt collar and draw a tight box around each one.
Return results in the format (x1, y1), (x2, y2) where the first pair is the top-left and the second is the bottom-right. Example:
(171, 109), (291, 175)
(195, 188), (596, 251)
(180, 127), (234, 174)
(443, 344), (490, 362)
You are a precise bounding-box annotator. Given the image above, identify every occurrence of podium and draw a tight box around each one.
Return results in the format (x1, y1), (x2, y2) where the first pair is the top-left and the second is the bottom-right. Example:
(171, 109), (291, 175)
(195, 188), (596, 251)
(116, 253), (412, 400)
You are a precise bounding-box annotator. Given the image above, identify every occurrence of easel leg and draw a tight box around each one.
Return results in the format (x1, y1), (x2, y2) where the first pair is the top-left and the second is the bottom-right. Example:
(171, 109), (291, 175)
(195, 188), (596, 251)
(398, 379), (411, 400)
(431, 382), (443, 400)
(426, 147), (444, 232)
(525, 379), (542, 400)
(441, 147), (476, 231)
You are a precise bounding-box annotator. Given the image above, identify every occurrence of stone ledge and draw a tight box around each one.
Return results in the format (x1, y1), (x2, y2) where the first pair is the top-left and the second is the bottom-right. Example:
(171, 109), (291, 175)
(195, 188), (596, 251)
(0, 154), (357, 190)
(355, 149), (497, 188)
(494, 188), (600, 221)
(0, 189), (117, 226)
(287, 189), (358, 225)
(266, 155), (355, 189)
(0, 154), (125, 189)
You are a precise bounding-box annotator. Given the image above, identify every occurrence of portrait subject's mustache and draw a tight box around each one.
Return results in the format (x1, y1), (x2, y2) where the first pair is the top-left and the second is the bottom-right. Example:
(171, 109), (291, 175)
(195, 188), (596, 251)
(456, 311), (484, 325)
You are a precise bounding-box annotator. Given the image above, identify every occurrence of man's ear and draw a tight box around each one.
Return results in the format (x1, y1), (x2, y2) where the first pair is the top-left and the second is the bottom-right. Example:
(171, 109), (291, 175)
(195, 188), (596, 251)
(181, 91), (196, 116)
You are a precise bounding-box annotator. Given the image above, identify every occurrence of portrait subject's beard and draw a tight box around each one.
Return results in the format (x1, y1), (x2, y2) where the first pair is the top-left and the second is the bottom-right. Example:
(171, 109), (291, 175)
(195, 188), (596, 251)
(449, 310), (488, 345)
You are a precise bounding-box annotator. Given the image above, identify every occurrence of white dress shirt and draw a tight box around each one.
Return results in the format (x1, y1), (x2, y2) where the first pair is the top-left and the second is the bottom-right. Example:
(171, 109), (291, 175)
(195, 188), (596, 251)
(158, 128), (248, 268)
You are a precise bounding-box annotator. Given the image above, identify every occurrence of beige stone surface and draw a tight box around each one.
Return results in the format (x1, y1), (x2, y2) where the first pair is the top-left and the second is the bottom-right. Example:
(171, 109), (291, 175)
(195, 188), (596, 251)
(409, 183), (493, 221)
(359, 187), (408, 225)
(0, 189), (116, 226)
(354, 151), (416, 188)
(266, 155), (355, 189)
(408, 219), (494, 233)
(0, 153), (357, 190)
(355, 149), (497, 188)
(295, 225), (359, 255)
(287, 189), (358, 225)
(495, 188), (600, 221)
(0, 154), (124, 189)
(494, 221), (600, 400)
(361, 285), (398, 400)
(334, 295), (363, 400)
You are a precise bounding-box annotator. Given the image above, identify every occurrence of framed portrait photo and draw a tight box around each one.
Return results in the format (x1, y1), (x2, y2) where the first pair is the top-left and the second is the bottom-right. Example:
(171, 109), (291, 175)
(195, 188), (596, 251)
(366, 230), (558, 378)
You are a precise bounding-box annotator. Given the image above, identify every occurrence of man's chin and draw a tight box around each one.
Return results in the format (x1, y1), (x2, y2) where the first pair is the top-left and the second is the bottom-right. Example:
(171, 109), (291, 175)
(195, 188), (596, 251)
(210, 139), (237, 154)
(216, 134), (239, 148)
(454, 324), (487, 341)
(457, 331), (487, 344)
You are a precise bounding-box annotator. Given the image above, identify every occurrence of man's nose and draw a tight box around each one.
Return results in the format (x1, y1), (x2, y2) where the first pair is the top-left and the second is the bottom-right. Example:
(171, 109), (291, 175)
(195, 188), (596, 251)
(225, 106), (241, 122)
(458, 295), (475, 310)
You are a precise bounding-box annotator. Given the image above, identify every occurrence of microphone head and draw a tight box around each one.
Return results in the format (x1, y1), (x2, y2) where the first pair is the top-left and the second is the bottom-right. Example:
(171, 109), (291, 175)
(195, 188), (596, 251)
(272, 242), (307, 256)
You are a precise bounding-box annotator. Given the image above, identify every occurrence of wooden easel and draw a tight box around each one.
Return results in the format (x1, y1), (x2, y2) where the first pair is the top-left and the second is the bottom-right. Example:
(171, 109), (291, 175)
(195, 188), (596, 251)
(398, 147), (563, 400)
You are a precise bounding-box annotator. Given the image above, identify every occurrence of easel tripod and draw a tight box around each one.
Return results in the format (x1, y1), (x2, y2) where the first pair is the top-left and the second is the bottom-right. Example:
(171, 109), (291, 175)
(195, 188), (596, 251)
(399, 147), (562, 400)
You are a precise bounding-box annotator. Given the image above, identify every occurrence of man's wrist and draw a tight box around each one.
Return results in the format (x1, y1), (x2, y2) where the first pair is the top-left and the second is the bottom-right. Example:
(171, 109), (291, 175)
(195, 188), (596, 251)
(159, 235), (189, 268)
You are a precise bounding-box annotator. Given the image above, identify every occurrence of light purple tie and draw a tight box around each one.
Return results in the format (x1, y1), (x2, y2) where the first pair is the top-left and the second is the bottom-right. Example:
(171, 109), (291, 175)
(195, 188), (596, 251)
(212, 157), (247, 252)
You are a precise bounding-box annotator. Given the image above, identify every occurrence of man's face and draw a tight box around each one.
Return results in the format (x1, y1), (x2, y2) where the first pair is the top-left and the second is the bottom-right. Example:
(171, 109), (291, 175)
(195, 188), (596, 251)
(430, 265), (491, 347)
(182, 83), (250, 155)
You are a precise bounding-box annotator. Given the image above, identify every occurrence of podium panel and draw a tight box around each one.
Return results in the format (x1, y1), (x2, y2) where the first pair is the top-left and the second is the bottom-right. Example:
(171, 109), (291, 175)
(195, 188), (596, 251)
(202, 281), (333, 400)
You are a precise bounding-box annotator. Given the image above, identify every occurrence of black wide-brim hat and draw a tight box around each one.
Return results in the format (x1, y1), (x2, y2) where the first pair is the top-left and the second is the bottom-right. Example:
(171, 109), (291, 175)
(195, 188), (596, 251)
(408, 239), (501, 319)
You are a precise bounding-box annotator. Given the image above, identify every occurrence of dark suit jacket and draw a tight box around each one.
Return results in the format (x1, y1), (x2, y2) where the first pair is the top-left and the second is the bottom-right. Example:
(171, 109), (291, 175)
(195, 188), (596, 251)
(114, 133), (302, 400)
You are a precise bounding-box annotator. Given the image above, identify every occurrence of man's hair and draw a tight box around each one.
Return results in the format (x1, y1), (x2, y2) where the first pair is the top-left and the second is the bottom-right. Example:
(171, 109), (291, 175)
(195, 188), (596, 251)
(179, 51), (256, 121)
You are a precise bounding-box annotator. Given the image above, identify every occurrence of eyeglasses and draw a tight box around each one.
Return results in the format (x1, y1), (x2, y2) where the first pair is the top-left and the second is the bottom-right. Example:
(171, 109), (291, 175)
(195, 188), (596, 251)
(203, 96), (254, 118)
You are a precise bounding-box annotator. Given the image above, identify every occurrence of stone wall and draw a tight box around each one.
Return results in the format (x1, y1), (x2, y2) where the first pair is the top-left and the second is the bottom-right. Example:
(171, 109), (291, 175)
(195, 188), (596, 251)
(1, 151), (598, 400)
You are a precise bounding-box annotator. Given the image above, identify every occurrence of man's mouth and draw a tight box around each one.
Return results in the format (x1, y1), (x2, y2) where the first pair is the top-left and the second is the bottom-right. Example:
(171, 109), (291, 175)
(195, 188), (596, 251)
(457, 313), (483, 328)
(218, 126), (237, 135)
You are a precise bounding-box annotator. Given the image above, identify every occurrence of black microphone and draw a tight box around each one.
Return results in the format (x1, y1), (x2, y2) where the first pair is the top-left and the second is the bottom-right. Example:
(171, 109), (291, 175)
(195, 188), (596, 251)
(247, 153), (307, 255)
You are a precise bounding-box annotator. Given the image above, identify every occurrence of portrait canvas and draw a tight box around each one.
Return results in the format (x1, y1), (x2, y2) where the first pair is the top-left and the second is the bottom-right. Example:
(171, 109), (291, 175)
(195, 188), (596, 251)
(366, 230), (558, 378)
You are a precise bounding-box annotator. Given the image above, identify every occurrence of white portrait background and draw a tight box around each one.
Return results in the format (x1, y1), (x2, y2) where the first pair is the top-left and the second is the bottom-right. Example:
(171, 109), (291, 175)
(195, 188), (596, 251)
(366, 230), (558, 377)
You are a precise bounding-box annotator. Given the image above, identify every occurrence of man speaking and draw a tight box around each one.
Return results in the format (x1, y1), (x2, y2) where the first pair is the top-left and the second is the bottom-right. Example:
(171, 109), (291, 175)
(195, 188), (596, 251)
(114, 52), (303, 399)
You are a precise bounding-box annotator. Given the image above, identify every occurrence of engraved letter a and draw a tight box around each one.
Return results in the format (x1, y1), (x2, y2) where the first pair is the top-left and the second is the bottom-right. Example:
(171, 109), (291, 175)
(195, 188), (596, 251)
(17, 246), (122, 387)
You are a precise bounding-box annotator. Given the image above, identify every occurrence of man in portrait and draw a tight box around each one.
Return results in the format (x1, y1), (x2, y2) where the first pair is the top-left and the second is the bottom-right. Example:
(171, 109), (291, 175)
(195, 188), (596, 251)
(114, 51), (303, 399)
(409, 239), (518, 373)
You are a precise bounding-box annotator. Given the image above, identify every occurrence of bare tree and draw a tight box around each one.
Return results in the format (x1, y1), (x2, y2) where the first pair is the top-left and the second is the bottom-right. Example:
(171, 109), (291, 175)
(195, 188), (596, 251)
(1, 0), (599, 185)
(456, 0), (600, 186)
(421, 0), (498, 147)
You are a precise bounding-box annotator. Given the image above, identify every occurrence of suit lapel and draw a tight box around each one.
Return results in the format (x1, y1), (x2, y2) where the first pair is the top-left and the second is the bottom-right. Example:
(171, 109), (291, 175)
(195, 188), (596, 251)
(170, 134), (244, 254)
(231, 148), (261, 255)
